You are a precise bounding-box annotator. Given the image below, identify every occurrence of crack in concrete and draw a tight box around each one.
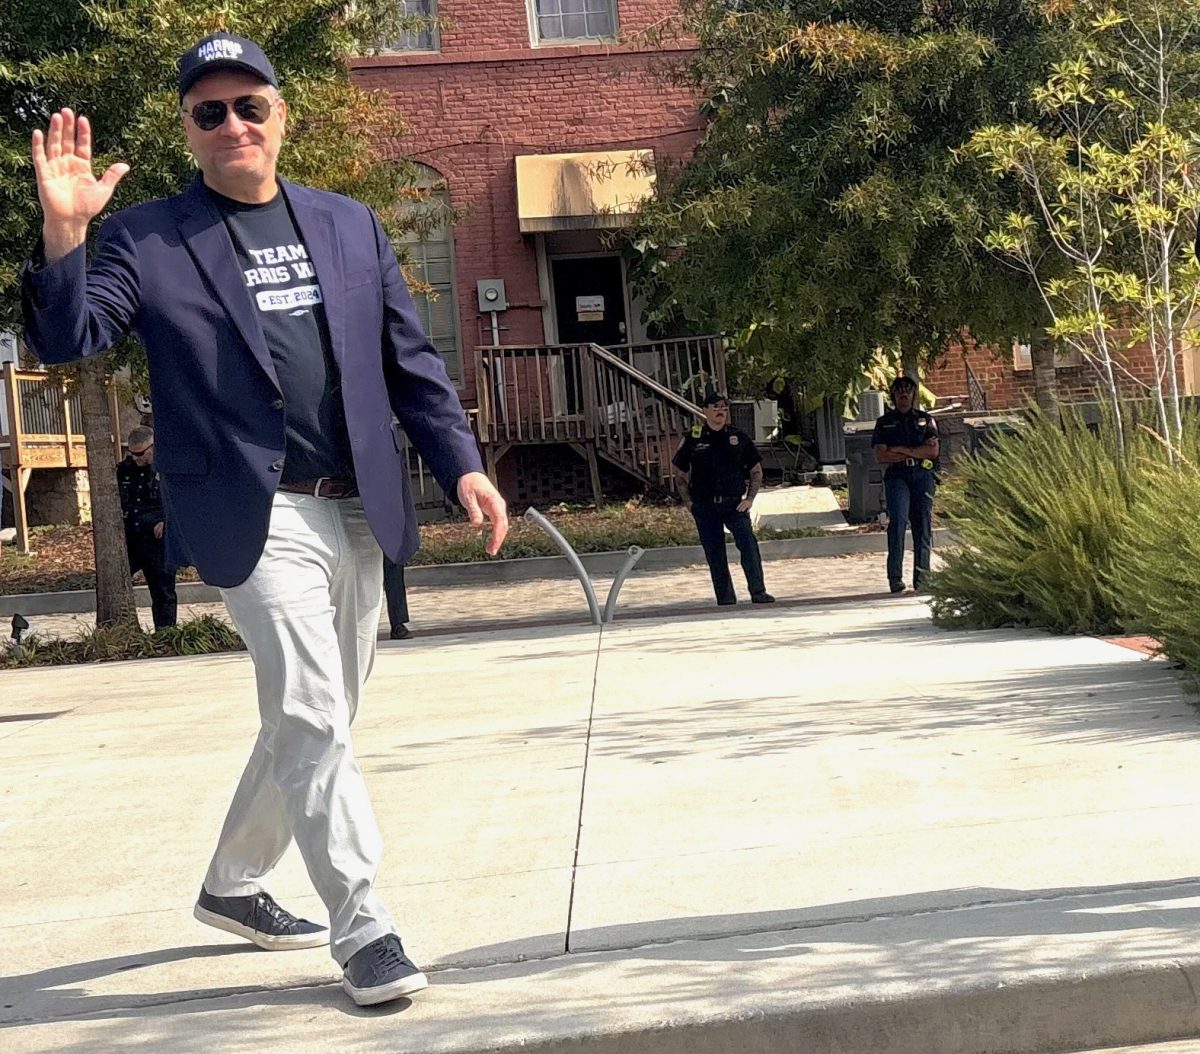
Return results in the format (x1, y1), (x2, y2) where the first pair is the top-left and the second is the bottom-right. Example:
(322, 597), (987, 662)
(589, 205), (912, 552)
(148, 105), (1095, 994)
(562, 625), (605, 955)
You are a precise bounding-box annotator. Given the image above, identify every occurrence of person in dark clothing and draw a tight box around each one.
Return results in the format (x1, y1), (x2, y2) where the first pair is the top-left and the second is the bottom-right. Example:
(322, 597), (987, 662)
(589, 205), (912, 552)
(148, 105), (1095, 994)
(117, 425), (177, 628)
(382, 556), (411, 640)
(672, 392), (775, 607)
(872, 376), (940, 593)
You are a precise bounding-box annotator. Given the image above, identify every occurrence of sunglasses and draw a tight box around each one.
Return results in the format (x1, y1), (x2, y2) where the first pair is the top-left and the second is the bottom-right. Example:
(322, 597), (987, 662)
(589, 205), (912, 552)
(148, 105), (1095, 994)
(183, 94), (274, 132)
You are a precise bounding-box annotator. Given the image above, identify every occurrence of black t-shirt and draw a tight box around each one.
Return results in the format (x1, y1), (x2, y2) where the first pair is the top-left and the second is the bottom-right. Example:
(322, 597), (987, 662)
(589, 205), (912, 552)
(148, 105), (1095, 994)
(871, 408), (938, 478)
(210, 187), (354, 484)
(672, 424), (762, 501)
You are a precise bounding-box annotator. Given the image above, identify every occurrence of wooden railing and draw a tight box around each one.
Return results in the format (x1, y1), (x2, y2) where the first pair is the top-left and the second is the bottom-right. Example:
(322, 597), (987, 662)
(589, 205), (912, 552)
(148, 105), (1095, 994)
(474, 341), (706, 493)
(605, 336), (727, 401)
(2, 364), (125, 552)
(587, 343), (705, 491)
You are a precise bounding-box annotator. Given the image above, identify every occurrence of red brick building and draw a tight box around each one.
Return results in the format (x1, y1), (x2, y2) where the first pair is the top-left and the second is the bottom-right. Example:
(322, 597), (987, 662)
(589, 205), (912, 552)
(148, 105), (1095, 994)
(928, 339), (1200, 414)
(351, 1), (720, 504)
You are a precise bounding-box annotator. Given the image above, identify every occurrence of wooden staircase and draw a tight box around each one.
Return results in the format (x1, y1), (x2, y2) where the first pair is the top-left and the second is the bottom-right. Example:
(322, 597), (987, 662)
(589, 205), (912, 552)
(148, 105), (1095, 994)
(474, 337), (725, 499)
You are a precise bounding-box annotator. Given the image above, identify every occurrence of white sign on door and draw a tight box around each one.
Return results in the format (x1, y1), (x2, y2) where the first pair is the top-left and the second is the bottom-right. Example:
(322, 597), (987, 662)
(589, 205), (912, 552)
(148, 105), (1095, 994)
(575, 295), (605, 322)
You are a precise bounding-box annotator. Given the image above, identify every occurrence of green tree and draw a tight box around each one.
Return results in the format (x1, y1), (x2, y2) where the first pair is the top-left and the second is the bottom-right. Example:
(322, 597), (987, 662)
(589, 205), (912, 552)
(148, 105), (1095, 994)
(630, 0), (1064, 401)
(967, 0), (1200, 458)
(0, 0), (432, 625)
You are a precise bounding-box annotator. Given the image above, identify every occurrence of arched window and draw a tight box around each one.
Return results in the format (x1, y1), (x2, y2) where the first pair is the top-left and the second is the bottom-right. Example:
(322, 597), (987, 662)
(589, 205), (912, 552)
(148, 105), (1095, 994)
(398, 165), (461, 385)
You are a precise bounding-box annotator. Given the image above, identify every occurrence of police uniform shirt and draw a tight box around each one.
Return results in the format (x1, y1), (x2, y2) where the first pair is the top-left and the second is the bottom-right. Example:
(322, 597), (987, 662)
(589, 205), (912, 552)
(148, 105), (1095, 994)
(672, 424), (762, 501)
(871, 407), (938, 479)
(117, 458), (165, 535)
(208, 186), (355, 485)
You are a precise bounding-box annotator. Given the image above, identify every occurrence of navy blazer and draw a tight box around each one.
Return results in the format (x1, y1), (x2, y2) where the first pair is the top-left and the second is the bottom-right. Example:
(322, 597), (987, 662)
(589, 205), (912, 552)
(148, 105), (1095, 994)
(22, 176), (483, 587)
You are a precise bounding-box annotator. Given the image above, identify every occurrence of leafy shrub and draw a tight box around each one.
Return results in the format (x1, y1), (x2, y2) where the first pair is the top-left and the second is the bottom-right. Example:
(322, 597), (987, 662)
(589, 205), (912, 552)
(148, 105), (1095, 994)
(1, 614), (244, 667)
(929, 408), (1143, 635)
(1110, 424), (1200, 676)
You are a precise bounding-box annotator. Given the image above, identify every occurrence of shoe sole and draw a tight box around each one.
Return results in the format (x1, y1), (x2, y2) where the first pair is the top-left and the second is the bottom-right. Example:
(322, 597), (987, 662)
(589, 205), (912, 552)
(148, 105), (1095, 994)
(193, 904), (329, 951)
(343, 969), (429, 1006)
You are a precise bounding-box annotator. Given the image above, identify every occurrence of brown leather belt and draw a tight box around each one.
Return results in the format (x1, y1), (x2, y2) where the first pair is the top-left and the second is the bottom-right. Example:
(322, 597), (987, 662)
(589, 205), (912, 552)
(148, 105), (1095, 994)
(278, 477), (359, 499)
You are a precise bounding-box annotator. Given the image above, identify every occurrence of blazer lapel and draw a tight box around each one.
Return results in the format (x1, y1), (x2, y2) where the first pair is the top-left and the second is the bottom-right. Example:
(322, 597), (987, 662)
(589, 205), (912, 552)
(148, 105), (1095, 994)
(177, 176), (280, 392)
(280, 179), (346, 370)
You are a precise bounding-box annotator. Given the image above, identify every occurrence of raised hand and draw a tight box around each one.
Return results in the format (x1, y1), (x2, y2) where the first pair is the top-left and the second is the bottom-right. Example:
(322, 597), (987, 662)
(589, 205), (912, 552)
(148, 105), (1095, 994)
(32, 109), (129, 259)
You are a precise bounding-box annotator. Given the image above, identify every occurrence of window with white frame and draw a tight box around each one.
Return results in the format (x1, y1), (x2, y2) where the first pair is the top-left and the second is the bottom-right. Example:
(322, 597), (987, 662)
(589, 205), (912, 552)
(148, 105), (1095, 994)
(532, 0), (618, 43)
(390, 0), (438, 51)
(398, 166), (461, 384)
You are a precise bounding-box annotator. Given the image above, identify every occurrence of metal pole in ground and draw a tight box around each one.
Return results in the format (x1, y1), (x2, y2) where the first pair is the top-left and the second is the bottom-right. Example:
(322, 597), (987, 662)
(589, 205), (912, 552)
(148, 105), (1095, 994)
(523, 507), (602, 625)
(601, 546), (645, 624)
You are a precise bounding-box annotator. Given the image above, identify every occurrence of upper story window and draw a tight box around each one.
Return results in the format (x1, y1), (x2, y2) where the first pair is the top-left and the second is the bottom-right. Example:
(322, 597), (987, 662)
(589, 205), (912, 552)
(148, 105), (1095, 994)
(391, 0), (438, 51)
(532, 0), (618, 43)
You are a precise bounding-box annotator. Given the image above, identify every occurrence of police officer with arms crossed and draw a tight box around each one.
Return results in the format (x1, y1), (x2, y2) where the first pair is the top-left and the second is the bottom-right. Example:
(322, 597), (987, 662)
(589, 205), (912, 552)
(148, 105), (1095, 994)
(872, 375), (939, 593)
(673, 392), (775, 607)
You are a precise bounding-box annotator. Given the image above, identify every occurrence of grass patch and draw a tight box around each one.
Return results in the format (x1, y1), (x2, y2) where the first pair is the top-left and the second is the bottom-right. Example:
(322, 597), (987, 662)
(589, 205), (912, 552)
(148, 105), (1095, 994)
(410, 501), (828, 564)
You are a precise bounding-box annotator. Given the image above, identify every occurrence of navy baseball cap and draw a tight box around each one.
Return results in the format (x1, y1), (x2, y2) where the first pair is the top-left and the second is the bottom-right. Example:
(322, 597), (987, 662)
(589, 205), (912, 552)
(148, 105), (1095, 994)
(179, 32), (277, 100)
(701, 391), (730, 407)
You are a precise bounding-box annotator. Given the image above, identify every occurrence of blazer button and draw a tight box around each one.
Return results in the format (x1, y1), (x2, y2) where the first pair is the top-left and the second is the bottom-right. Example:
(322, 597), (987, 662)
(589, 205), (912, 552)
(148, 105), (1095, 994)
(270, 459), (284, 472)
(271, 399), (284, 410)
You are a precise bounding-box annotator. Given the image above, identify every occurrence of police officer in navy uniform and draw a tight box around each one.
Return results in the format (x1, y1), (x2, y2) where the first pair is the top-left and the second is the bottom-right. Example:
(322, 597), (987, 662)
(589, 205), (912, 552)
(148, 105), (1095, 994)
(872, 375), (940, 593)
(116, 425), (178, 628)
(673, 392), (775, 607)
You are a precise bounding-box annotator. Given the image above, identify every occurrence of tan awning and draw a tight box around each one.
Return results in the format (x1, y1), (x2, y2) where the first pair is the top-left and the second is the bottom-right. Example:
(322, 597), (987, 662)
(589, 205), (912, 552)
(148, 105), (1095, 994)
(515, 150), (656, 233)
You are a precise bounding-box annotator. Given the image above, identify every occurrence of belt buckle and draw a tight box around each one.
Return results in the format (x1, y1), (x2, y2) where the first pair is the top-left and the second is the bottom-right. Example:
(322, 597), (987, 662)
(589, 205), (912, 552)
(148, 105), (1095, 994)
(313, 477), (330, 498)
(904, 457), (917, 467)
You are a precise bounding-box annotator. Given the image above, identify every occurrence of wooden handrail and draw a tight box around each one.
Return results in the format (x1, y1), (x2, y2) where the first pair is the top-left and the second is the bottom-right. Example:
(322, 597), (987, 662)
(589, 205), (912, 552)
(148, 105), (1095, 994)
(585, 343), (704, 419)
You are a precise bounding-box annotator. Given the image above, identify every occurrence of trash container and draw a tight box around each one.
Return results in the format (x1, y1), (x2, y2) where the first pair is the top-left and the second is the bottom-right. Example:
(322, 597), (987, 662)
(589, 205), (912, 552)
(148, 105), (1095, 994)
(964, 415), (1022, 456)
(845, 421), (884, 522)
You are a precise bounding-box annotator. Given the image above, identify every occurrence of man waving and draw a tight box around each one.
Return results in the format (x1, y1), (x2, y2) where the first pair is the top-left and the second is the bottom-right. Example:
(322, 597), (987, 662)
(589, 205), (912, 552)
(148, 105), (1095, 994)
(22, 32), (507, 1007)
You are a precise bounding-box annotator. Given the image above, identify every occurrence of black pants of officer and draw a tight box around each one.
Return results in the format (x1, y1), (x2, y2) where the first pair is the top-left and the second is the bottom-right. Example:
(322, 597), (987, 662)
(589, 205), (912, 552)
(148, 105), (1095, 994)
(126, 531), (177, 629)
(884, 468), (935, 590)
(383, 556), (409, 633)
(691, 498), (766, 605)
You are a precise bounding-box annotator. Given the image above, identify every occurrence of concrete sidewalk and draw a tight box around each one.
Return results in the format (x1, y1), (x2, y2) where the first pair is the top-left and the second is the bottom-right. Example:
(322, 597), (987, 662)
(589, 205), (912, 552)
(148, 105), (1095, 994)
(3, 597), (1200, 1052)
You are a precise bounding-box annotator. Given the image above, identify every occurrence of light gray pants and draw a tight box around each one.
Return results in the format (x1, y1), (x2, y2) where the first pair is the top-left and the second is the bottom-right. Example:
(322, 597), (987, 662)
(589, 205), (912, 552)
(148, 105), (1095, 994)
(205, 491), (395, 965)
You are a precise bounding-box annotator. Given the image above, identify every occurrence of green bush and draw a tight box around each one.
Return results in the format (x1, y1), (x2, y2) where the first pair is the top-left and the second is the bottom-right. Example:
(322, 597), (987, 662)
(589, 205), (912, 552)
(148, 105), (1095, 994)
(1, 614), (244, 668)
(929, 409), (1143, 635)
(1110, 431), (1200, 676)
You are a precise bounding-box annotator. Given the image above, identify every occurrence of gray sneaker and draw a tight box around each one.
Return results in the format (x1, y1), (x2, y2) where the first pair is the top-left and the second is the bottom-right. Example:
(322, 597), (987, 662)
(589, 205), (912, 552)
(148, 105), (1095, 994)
(343, 934), (429, 1006)
(194, 888), (328, 951)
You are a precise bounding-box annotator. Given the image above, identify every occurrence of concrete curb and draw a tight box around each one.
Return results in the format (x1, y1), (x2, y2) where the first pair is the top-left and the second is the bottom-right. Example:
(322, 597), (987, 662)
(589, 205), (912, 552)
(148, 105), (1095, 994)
(433, 956), (1200, 1054)
(0, 530), (946, 617)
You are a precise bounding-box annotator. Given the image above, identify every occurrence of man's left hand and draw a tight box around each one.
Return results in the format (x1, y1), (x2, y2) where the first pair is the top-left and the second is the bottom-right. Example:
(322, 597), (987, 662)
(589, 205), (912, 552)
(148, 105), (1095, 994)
(457, 472), (509, 556)
(737, 499), (752, 512)
(153, 521), (164, 540)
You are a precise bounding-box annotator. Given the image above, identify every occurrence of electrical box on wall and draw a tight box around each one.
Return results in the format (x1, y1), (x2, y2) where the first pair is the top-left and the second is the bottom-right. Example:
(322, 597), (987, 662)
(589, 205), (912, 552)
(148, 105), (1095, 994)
(477, 279), (508, 312)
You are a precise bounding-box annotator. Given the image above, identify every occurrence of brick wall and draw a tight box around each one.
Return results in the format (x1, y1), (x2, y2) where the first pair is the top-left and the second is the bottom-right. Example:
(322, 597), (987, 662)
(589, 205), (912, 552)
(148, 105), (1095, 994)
(351, 0), (703, 406)
(927, 339), (1172, 411)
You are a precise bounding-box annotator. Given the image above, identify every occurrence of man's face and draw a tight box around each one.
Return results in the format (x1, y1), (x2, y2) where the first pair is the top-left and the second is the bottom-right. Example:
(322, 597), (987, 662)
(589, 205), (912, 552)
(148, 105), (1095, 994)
(703, 401), (730, 430)
(129, 441), (154, 466)
(182, 70), (285, 194)
(892, 384), (916, 413)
